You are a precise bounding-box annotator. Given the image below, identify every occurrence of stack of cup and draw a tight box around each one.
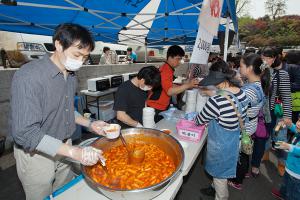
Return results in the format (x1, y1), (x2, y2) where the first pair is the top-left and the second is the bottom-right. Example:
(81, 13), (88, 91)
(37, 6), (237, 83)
(185, 89), (198, 113)
(196, 92), (208, 113)
(143, 107), (156, 128)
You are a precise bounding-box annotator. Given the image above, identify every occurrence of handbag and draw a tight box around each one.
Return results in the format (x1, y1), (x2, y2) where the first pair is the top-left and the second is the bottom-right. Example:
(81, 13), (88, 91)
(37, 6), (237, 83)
(223, 95), (253, 155)
(255, 109), (269, 139)
(274, 71), (283, 118)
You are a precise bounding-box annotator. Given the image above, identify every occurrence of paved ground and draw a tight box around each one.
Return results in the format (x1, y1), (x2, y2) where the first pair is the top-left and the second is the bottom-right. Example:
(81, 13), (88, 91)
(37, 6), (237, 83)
(0, 146), (281, 200)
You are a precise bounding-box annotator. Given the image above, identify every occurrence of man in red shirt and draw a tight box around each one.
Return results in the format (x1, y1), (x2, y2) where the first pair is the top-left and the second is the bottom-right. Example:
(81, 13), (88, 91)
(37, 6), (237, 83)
(147, 45), (199, 122)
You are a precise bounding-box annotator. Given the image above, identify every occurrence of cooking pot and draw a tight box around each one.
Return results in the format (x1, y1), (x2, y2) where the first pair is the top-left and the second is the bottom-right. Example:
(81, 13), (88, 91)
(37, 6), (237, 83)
(81, 128), (184, 200)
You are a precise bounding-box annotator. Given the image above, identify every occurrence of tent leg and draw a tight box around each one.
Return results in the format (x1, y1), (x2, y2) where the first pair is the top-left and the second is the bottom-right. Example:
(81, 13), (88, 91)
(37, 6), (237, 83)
(145, 44), (148, 64)
(223, 16), (230, 62)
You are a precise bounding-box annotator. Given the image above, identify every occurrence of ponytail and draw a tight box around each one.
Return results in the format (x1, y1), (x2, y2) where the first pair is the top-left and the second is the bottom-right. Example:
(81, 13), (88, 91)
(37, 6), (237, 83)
(242, 53), (271, 96)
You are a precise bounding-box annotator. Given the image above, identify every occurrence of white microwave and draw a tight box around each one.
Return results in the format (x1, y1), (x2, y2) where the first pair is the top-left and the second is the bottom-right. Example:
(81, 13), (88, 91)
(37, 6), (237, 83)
(87, 77), (110, 92)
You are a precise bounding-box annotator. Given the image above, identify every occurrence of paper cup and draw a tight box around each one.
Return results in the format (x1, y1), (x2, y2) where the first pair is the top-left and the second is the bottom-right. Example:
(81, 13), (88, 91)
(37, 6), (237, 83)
(103, 124), (121, 139)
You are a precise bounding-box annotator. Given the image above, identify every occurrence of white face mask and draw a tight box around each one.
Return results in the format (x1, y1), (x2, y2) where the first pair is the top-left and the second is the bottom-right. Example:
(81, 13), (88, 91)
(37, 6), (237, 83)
(64, 56), (83, 71)
(140, 85), (152, 91)
(180, 59), (185, 64)
(263, 60), (268, 66)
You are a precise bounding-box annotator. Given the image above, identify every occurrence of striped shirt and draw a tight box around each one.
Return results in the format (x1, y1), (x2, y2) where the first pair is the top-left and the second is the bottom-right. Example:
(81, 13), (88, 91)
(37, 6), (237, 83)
(11, 55), (77, 156)
(243, 82), (263, 135)
(195, 90), (248, 130)
(270, 69), (292, 118)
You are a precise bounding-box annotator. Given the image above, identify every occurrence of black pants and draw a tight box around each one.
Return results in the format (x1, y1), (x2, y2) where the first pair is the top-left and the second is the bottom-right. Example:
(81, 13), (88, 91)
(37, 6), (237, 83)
(292, 111), (300, 123)
(229, 152), (249, 184)
(154, 109), (164, 123)
(251, 137), (268, 168)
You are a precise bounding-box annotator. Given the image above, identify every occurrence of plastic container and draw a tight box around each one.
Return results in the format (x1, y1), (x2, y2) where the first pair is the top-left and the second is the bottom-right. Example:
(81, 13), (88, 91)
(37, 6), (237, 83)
(176, 119), (206, 142)
(89, 101), (116, 121)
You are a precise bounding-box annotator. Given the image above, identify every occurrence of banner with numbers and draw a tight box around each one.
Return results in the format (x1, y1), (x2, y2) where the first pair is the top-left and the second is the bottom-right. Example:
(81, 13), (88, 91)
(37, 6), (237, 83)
(190, 26), (214, 64)
(190, 0), (224, 64)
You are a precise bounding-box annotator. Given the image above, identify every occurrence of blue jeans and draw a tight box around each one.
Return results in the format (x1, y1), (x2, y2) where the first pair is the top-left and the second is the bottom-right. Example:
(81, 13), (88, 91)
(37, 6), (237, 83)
(269, 111), (288, 163)
(280, 172), (300, 200)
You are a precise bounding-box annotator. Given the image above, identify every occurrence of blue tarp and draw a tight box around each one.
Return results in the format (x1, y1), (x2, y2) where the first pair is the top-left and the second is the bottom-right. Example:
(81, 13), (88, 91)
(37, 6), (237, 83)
(0, 0), (237, 45)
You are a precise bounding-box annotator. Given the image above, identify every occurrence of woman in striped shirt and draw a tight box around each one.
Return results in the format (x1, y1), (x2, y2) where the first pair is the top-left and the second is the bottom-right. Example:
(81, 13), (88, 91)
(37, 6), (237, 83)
(228, 53), (270, 189)
(196, 60), (249, 200)
(262, 47), (292, 176)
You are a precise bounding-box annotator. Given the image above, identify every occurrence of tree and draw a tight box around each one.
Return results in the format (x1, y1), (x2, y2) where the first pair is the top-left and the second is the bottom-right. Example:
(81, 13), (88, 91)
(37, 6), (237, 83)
(235, 0), (251, 17)
(238, 15), (300, 47)
(265, 0), (287, 20)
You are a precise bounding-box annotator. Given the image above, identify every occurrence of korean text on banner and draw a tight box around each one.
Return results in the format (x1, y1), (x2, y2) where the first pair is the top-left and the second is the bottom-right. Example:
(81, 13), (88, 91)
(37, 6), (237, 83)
(190, 26), (214, 64)
(199, 0), (224, 36)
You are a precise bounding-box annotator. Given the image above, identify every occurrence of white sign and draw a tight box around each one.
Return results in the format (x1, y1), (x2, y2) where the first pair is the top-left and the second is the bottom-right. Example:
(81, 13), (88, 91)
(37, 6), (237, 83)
(190, 0), (224, 64)
(199, 0), (224, 36)
(190, 25), (214, 64)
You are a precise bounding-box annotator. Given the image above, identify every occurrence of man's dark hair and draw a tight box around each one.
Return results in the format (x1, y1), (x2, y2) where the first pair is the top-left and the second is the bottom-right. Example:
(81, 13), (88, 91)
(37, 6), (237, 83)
(127, 47), (133, 52)
(103, 47), (110, 53)
(137, 66), (161, 88)
(245, 47), (256, 54)
(167, 45), (185, 59)
(53, 23), (95, 51)
(286, 50), (300, 65)
(275, 46), (283, 56)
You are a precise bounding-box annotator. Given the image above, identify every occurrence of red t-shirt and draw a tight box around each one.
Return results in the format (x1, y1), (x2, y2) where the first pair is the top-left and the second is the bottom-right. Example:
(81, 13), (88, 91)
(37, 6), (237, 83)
(147, 63), (174, 111)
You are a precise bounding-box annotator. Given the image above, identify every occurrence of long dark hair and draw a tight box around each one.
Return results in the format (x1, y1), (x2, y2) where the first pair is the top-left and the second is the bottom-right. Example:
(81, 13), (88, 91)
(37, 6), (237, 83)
(242, 53), (271, 96)
(261, 47), (282, 68)
(210, 59), (241, 87)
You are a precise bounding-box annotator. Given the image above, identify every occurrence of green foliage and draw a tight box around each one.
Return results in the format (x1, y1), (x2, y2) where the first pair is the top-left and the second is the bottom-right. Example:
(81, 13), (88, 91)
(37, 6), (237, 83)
(238, 15), (300, 47)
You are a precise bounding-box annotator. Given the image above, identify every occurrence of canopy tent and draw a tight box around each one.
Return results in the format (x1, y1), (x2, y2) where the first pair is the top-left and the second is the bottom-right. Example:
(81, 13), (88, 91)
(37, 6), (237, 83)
(0, 0), (237, 46)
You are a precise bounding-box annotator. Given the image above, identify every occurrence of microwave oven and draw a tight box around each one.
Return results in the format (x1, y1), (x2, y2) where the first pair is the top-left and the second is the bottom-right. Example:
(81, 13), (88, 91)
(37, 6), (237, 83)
(87, 77), (110, 92)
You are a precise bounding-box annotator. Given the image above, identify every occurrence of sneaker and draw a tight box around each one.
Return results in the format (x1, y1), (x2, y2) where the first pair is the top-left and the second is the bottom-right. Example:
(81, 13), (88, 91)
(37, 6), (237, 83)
(271, 188), (284, 200)
(251, 167), (260, 178)
(251, 171), (260, 178)
(245, 172), (251, 178)
(200, 186), (215, 197)
(228, 181), (242, 190)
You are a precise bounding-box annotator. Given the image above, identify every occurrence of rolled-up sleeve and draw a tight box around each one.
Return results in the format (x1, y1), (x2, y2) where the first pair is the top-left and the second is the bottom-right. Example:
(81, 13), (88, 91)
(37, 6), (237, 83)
(11, 72), (50, 152)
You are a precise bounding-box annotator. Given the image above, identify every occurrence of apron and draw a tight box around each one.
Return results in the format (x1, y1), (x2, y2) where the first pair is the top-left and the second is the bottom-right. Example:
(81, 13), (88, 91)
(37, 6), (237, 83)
(205, 92), (245, 179)
(205, 119), (240, 179)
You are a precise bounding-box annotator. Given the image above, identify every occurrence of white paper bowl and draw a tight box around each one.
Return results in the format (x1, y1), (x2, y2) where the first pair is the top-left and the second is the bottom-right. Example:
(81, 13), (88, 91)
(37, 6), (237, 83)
(103, 124), (121, 139)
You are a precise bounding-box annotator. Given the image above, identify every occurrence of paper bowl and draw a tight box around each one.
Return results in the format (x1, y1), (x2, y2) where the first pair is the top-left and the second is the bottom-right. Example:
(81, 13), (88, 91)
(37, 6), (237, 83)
(103, 124), (121, 139)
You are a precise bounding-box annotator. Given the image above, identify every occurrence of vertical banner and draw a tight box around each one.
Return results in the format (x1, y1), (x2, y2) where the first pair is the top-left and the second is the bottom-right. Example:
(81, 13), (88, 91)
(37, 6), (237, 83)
(190, 0), (224, 64)
(190, 26), (214, 64)
(199, 0), (224, 36)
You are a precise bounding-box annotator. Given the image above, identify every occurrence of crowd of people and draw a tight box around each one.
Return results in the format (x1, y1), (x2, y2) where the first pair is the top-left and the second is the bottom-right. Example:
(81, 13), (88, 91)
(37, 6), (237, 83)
(99, 46), (137, 64)
(9, 22), (300, 200)
(113, 44), (300, 199)
(191, 47), (300, 200)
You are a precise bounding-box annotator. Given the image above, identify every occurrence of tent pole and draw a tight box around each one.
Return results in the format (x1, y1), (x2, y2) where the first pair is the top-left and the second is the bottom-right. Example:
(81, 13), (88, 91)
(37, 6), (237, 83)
(223, 16), (230, 62)
(145, 43), (148, 64)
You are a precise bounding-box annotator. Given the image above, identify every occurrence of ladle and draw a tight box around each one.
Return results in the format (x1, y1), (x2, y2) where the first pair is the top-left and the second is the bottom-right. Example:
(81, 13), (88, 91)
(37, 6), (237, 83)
(119, 133), (145, 164)
(99, 159), (121, 188)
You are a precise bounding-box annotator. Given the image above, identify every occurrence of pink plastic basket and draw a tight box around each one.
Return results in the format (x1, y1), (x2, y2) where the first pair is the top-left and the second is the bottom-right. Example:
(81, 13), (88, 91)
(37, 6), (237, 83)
(176, 119), (206, 142)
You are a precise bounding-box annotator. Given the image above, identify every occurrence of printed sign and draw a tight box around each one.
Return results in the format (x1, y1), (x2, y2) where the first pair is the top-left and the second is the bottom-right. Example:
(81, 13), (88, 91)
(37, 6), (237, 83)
(190, 25), (214, 64)
(190, 0), (224, 64)
(199, 0), (224, 36)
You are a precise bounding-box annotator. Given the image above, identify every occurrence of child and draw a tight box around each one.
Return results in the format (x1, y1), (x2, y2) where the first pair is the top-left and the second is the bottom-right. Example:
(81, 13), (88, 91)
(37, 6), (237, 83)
(271, 115), (300, 200)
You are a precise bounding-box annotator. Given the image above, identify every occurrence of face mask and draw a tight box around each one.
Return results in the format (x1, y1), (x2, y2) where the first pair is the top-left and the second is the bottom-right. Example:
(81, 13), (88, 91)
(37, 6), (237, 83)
(64, 56), (83, 71)
(180, 59), (185, 64)
(140, 85), (152, 91)
(263, 60), (268, 66)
